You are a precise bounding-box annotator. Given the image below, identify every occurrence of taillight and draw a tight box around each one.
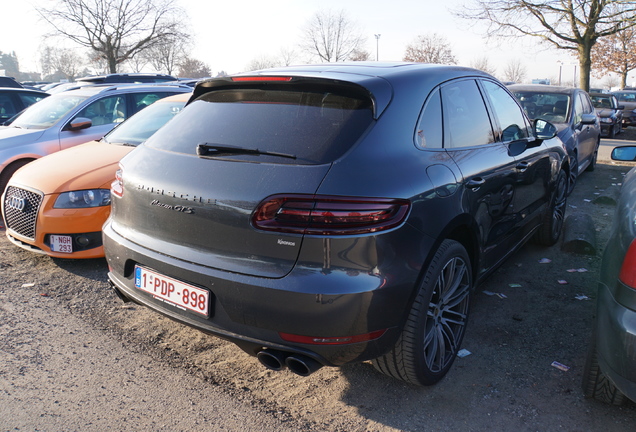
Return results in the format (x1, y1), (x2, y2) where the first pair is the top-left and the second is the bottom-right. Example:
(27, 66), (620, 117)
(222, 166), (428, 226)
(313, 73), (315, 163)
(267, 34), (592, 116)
(111, 167), (124, 198)
(279, 329), (387, 345)
(619, 238), (636, 289)
(251, 195), (411, 235)
(231, 76), (293, 82)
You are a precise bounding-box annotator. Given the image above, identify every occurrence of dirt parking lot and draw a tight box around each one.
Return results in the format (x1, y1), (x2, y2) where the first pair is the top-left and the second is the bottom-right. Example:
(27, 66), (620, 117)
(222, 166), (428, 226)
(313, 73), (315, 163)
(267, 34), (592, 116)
(2, 133), (636, 431)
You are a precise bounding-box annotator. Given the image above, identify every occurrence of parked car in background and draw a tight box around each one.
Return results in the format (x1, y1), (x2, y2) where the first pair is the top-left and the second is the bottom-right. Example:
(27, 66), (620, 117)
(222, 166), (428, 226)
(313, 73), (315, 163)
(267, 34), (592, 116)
(589, 92), (623, 138)
(104, 63), (568, 386)
(0, 87), (48, 125)
(583, 145), (636, 406)
(0, 83), (191, 195)
(45, 82), (93, 94)
(0, 76), (23, 88)
(612, 90), (636, 127)
(77, 73), (178, 84)
(509, 84), (601, 194)
(2, 93), (189, 259)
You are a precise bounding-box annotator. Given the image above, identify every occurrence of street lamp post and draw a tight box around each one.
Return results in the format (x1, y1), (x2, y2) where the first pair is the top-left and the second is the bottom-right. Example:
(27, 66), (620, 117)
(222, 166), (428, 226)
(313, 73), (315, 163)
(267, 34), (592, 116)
(557, 60), (563, 86)
(374, 34), (381, 61)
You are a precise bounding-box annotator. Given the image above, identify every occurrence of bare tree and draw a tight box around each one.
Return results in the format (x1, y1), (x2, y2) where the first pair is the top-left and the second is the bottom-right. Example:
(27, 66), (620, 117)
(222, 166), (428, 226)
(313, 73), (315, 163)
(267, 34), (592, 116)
(39, 46), (86, 80)
(144, 32), (190, 75)
(403, 33), (457, 64)
(350, 49), (371, 61)
(470, 56), (497, 75)
(245, 56), (280, 72)
(455, 0), (636, 91)
(591, 28), (636, 89)
(502, 59), (527, 83)
(37, 0), (188, 73)
(602, 74), (620, 90)
(278, 47), (298, 66)
(177, 57), (211, 79)
(300, 9), (366, 62)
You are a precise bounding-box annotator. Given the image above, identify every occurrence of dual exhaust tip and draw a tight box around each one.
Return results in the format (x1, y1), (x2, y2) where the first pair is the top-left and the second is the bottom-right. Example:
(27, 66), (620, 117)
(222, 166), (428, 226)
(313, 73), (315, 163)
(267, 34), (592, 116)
(111, 282), (322, 376)
(257, 348), (323, 376)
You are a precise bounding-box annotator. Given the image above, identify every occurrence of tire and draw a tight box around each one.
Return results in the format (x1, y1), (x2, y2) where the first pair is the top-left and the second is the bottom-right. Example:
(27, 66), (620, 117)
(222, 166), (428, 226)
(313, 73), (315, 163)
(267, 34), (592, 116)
(586, 141), (600, 172)
(582, 337), (626, 405)
(372, 239), (472, 386)
(534, 169), (567, 246)
(0, 159), (32, 197)
(567, 153), (578, 196)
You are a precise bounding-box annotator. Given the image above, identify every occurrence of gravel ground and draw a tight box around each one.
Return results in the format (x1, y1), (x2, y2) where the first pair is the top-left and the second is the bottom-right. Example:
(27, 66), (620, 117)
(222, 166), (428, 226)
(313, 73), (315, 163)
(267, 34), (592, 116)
(2, 130), (636, 431)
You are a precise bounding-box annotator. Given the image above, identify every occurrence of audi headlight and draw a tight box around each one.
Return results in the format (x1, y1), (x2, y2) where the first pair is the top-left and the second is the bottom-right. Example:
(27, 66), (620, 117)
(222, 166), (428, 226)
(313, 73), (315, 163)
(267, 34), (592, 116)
(54, 189), (111, 208)
(600, 118), (612, 123)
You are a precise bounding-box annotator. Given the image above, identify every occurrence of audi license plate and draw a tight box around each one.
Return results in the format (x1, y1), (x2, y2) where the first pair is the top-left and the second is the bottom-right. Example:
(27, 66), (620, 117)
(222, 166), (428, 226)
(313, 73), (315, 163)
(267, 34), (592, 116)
(134, 266), (210, 317)
(50, 235), (73, 253)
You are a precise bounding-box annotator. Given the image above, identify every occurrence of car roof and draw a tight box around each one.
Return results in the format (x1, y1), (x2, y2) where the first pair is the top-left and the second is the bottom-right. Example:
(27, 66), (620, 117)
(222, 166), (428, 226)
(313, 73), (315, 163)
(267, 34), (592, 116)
(194, 62), (495, 119)
(0, 87), (47, 94)
(154, 92), (192, 103)
(77, 73), (178, 82)
(54, 83), (192, 97)
(508, 84), (580, 95)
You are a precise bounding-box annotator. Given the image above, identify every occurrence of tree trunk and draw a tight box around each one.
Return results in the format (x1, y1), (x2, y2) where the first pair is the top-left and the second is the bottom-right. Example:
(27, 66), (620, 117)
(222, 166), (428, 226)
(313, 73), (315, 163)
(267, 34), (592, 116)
(108, 53), (117, 74)
(578, 43), (592, 91)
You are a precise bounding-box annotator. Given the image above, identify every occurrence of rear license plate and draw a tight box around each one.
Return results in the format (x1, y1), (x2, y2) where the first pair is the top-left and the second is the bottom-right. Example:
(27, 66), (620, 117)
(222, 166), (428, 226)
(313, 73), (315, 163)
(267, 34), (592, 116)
(50, 235), (73, 253)
(134, 266), (210, 317)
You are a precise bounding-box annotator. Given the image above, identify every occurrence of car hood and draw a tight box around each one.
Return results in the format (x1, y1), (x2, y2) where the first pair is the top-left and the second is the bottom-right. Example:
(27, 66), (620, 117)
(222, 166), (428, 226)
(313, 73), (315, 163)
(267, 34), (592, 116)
(0, 127), (46, 149)
(9, 140), (134, 194)
(595, 108), (615, 118)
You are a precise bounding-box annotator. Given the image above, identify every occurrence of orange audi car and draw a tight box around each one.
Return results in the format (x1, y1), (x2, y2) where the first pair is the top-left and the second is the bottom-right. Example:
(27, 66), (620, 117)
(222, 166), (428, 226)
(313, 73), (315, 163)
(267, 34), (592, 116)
(2, 93), (190, 258)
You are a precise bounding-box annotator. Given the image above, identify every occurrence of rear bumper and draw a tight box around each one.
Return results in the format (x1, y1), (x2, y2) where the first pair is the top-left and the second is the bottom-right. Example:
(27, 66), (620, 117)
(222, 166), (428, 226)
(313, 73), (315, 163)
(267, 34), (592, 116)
(595, 281), (636, 402)
(103, 220), (428, 366)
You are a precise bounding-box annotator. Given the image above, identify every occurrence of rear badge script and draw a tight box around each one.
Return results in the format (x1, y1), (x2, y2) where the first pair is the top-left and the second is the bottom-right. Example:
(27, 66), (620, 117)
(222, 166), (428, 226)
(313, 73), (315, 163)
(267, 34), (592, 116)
(150, 199), (194, 214)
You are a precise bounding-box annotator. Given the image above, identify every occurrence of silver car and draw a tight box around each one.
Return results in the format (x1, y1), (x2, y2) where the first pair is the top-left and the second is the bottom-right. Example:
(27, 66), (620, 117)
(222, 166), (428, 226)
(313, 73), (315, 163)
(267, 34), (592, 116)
(0, 83), (191, 194)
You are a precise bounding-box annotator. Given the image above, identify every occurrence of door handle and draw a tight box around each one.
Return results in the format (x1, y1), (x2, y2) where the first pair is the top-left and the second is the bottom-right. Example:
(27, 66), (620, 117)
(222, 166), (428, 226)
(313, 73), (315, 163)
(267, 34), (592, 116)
(516, 162), (529, 172)
(466, 178), (486, 190)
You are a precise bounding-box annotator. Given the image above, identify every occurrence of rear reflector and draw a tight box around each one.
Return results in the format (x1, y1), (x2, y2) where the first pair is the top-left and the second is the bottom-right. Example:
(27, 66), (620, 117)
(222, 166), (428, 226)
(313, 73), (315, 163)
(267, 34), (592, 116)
(111, 167), (124, 198)
(279, 329), (387, 345)
(231, 76), (293, 82)
(251, 194), (410, 235)
(619, 239), (636, 289)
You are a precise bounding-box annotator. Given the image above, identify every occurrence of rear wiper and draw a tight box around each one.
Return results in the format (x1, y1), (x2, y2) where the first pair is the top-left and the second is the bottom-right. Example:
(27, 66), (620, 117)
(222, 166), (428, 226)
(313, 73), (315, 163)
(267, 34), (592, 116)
(196, 143), (296, 160)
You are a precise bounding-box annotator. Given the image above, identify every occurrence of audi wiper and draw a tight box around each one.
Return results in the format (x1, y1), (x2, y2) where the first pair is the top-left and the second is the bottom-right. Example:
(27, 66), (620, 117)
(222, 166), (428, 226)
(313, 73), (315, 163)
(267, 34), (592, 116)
(196, 143), (296, 160)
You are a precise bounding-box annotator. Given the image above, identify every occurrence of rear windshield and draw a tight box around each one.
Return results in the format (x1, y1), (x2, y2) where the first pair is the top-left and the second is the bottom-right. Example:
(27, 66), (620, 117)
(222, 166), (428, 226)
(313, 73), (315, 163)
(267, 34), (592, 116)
(144, 87), (374, 164)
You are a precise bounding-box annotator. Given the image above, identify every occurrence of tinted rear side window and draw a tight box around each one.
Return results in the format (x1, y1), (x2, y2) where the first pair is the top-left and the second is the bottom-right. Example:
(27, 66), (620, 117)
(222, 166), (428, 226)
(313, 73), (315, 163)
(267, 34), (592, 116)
(441, 79), (494, 148)
(145, 88), (374, 164)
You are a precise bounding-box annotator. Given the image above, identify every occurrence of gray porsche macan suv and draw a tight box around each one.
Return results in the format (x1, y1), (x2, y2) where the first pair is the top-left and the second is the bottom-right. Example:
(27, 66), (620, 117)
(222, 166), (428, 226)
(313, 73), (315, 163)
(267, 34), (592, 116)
(103, 63), (569, 386)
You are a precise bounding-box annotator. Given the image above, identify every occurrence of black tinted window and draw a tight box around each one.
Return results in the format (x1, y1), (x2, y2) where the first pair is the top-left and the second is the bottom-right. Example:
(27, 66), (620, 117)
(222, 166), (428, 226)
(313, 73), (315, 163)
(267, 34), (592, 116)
(145, 88), (374, 164)
(0, 94), (17, 120)
(441, 80), (494, 148)
(481, 81), (530, 142)
(416, 88), (442, 148)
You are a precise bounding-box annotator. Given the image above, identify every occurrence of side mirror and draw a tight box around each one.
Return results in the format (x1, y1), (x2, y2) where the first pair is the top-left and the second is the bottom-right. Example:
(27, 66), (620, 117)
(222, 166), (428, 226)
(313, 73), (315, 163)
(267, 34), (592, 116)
(65, 117), (92, 131)
(581, 113), (597, 125)
(534, 119), (557, 140)
(611, 146), (636, 162)
(618, 105), (625, 110)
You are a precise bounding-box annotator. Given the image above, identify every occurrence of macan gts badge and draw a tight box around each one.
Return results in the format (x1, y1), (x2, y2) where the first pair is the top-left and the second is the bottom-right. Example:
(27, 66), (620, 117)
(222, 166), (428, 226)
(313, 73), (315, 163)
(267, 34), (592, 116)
(103, 63), (568, 386)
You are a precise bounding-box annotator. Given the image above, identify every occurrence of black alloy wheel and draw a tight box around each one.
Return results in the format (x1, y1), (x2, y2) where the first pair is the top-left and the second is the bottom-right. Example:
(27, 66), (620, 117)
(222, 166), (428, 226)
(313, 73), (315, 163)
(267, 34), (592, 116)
(372, 240), (472, 386)
(567, 153), (578, 196)
(534, 169), (567, 246)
